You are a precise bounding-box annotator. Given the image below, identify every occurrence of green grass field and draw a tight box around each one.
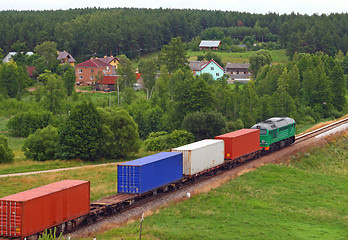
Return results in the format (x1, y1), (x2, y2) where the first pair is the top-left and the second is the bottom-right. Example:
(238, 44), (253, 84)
(187, 49), (288, 65)
(138, 49), (288, 65)
(76, 133), (347, 240)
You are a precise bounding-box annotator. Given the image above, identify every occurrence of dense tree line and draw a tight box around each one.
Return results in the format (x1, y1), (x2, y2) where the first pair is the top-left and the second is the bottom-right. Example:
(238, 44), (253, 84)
(1, 8), (348, 60)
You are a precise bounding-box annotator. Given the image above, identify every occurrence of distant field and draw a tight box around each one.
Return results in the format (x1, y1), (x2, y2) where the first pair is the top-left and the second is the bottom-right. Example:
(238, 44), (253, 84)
(76, 133), (347, 240)
(188, 49), (288, 65)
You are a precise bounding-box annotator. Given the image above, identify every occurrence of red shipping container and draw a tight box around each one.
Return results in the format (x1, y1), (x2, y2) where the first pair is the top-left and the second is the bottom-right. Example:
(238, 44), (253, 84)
(215, 129), (260, 160)
(0, 180), (90, 239)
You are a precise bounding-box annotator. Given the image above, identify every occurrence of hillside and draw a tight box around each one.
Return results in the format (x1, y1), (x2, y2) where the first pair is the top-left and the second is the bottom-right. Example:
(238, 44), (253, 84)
(82, 132), (347, 240)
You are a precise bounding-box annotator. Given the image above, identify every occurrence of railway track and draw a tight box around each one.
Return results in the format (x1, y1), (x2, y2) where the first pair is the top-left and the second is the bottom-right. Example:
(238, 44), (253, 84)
(295, 117), (348, 144)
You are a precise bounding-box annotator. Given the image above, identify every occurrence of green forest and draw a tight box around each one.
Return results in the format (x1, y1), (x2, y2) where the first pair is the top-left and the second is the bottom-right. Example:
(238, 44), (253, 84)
(1, 8), (348, 59)
(0, 8), (347, 163)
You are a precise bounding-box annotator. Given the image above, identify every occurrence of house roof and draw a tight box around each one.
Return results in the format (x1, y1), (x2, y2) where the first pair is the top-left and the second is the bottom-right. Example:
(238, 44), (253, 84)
(98, 56), (119, 64)
(57, 51), (76, 63)
(98, 75), (118, 85)
(76, 59), (112, 68)
(189, 61), (208, 71)
(201, 59), (224, 71)
(199, 40), (221, 48)
(189, 59), (224, 71)
(225, 63), (250, 69)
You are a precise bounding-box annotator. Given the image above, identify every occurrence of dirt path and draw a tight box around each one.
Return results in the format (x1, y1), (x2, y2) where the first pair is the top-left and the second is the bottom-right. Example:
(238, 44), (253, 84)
(0, 162), (119, 178)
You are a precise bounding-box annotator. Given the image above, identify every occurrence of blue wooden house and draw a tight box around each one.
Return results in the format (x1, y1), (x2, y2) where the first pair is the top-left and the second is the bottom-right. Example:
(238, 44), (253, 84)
(189, 59), (224, 80)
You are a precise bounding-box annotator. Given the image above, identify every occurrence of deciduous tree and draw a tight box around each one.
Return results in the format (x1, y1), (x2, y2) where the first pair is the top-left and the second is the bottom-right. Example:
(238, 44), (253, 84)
(0, 135), (14, 163)
(42, 73), (67, 114)
(0, 62), (30, 99)
(98, 108), (140, 158)
(249, 49), (272, 77)
(57, 101), (103, 161)
(60, 64), (77, 96)
(182, 111), (226, 140)
(34, 41), (59, 72)
(158, 37), (188, 73)
(22, 125), (59, 161)
(138, 59), (158, 99)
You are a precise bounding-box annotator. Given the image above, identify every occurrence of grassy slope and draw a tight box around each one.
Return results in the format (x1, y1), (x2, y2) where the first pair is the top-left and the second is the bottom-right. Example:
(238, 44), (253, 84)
(79, 133), (347, 240)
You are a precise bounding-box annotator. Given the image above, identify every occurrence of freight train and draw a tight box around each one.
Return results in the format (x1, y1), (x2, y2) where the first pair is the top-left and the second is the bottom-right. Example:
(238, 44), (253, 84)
(0, 117), (295, 240)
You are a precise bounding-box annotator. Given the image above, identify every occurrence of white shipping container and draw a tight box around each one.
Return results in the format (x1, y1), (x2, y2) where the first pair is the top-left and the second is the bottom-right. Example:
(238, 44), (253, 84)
(172, 139), (224, 176)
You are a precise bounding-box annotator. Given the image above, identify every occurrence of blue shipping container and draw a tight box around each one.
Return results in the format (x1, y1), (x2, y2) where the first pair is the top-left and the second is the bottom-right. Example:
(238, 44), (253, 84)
(117, 152), (183, 194)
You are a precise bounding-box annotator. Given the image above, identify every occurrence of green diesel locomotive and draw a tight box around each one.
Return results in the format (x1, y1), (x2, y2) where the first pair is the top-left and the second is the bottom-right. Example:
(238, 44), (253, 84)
(251, 117), (296, 151)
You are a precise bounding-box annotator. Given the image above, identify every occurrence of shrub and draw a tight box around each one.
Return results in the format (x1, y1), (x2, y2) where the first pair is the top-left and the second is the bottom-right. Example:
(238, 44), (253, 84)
(226, 119), (244, 132)
(145, 130), (194, 151)
(98, 108), (140, 159)
(22, 125), (59, 161)
(0, 135), (14, 163)
(0, 98), (43, 117)
(144, 135), (169, 152)
(182, 111), (226, 140)
(7, 111), (53, 137)
(167, 130), (195, 148)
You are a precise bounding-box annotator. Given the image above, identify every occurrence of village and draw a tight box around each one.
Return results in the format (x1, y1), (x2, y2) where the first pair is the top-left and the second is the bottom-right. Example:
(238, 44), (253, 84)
(3, 40), (251, 92)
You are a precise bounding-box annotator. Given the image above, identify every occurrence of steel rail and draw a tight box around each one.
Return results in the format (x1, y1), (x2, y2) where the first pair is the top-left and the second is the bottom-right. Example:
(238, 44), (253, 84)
(295, 117), (348, 143)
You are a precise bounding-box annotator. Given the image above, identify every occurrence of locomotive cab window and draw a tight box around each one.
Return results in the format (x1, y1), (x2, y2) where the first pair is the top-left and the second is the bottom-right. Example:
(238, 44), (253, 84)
(260, 129), (267, 135)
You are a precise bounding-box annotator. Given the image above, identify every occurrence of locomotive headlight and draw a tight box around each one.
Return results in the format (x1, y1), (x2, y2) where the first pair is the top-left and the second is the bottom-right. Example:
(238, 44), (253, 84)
(261, 140), (265, 143)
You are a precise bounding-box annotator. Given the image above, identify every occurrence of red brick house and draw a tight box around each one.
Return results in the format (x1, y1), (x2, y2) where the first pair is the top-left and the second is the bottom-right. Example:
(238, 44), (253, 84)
(75, 58), (115, 85)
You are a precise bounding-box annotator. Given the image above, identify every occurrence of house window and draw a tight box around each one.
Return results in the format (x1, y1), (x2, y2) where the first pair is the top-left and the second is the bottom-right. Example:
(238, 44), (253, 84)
(78, 69), (82, 73)
(91, 69), (94, 73)
(211, 67), (214, 70)
(79, 76), (83, 79)
(106, 66), (109, 71)
(216, 73), (220, 77)
(90, 76), (94, 80)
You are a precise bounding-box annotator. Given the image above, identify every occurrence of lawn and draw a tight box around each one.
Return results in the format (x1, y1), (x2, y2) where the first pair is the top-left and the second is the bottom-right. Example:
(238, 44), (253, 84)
(187, 49), (288, 65)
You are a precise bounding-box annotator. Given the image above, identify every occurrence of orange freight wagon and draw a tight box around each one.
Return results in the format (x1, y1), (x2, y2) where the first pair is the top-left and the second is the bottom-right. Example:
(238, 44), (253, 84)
(0, 180), (90, 239)
(215, 129), (260, 160)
